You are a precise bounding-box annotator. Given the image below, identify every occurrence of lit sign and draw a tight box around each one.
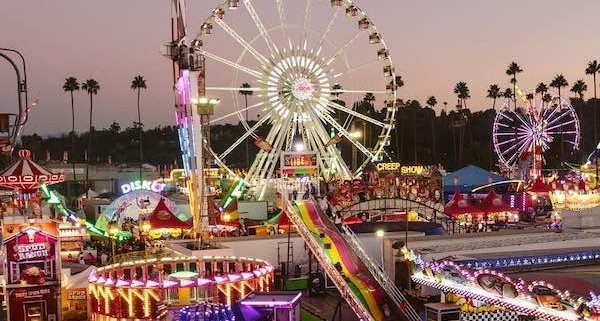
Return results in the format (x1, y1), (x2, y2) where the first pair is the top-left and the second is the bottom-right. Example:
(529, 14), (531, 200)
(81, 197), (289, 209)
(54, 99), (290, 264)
(121, 180), (165, 194)
(281, 152), (318, 168)
(16, 243), (49, 261)
(376, 163), (431, 176)
(67, 290), (86, 300)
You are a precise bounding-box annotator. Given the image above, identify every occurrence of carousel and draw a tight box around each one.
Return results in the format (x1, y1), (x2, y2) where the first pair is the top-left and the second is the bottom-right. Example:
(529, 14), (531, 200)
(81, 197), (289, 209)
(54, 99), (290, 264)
(0, 149), (65, 218)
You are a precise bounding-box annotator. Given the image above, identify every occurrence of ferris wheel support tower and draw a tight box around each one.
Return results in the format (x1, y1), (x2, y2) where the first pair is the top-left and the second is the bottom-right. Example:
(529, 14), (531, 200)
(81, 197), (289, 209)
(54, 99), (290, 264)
(162, 0), (212, 236)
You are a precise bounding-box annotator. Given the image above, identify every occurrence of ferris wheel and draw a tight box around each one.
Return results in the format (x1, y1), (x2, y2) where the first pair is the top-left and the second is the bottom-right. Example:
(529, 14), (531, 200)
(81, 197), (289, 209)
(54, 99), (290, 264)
(492, 91), (580, 173)
(192, 0), (398, 197)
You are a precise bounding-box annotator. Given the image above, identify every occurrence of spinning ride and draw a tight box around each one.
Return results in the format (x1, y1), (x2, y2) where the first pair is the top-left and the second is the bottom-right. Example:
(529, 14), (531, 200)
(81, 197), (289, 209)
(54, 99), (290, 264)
(492, 91), (580, 179)
(194, 0), (399, 199)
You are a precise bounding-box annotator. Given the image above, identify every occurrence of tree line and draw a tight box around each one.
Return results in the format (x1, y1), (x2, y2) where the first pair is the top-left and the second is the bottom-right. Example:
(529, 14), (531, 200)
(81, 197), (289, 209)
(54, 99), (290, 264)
(13, 60), (600, 174)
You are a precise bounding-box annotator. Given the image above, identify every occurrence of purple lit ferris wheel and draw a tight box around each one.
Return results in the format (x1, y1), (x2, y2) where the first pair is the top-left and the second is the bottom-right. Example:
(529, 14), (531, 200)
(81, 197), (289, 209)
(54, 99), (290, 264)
(492, 91), (580, 172)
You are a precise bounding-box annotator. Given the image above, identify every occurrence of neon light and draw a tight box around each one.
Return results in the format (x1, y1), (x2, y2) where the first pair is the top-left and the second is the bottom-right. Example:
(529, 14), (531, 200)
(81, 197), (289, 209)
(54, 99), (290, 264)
(145, 280), (160, 287)
(163, 280), (178, 287)
(120, 180), (166, 194)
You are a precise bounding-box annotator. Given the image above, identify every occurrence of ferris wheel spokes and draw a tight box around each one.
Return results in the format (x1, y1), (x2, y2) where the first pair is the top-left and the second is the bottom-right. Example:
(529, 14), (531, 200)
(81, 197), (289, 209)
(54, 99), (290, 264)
(242, 0), (278, 55)
(325, 100), (386, 127)
(198, 49), (263, 78)
(218, 112), (273, 160)
(317, 7), (342, 50)
(212, 17), (269, 64)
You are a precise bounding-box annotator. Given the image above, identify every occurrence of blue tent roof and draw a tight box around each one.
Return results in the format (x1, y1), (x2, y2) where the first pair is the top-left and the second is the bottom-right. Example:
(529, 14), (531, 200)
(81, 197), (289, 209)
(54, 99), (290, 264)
(443, 165), (507, 193)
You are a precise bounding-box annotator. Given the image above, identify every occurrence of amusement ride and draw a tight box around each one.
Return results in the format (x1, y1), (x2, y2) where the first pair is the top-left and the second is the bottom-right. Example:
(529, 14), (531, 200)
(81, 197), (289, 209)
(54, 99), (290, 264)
(492, 89), (581, 179)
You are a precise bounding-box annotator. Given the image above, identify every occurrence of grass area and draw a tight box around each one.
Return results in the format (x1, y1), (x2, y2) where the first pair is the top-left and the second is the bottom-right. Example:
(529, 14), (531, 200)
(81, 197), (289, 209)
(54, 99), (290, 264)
(301, 309), (325, 321)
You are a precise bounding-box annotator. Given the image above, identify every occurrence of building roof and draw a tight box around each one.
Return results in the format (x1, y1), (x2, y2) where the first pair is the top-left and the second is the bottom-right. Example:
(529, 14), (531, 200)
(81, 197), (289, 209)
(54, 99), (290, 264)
(443, 165), (507, 192)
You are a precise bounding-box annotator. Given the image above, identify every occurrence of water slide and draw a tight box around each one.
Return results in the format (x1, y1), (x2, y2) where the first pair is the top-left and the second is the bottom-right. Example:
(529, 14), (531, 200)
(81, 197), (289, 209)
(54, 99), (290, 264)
(287, 199), (421, 321)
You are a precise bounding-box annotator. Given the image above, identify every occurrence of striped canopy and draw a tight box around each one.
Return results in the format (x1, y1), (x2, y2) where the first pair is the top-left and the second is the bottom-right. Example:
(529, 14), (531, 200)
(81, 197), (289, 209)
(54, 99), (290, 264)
(0, 149), (65, 191)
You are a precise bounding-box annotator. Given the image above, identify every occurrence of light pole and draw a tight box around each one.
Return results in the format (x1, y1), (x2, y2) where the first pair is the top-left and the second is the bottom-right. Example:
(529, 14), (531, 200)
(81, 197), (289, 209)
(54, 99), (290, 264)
(0, 48), (29, 154)
(192, 96), (219, 242)
(376, 229), (385, 271)
(350, 129), (362, 171)
(108, 221), (120, 260)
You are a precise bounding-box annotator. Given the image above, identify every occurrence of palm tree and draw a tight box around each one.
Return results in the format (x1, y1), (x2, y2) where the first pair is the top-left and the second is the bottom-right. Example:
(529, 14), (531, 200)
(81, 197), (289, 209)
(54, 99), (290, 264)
(586, 60), (600, 143)
(131, 75), (147, 181)
(238, 83), (253, 168)
(487, 84), (501, 110)
(503, 88), (513, 99)
(550, 74), (569, 99)
(570, 79), (587, 100)
(81, 78), (100, 195)
(362, 92), (376, 152)
(62, 77), (79, 187)
(535, 82), (548, 107)
(506, 62), (523, 109)
(550, 74), (569, 165)
(453, 81), (470, 109)
(394, 76), (405, 161)
(426, 96), (438, 162)
(453, 82), (470, 164)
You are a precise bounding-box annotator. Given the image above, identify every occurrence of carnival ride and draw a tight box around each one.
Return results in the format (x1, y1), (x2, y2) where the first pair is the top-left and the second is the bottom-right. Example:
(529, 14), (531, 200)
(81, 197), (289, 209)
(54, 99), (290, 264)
(405, 250), (600, 321)
(492, 91), (580, 179)
(165, 0), (401, 216)
(88, 253), (274, 320)
(287, 199), (421, 321)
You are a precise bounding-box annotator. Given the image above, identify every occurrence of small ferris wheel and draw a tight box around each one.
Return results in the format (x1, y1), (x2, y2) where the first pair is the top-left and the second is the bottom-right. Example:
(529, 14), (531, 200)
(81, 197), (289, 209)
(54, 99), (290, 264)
(492, 90), (580, 177)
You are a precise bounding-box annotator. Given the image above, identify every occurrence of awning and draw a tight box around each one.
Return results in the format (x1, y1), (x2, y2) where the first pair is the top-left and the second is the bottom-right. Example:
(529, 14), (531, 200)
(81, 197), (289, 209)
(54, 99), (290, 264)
(147, 198), (192, 229)
(444, 192), (484, 218)
(479, 189), (518, 214)
(0, 149), (64, 191)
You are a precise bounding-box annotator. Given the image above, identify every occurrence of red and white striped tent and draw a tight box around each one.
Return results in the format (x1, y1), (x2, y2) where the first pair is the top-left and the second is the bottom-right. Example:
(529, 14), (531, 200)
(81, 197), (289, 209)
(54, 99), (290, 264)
(0, 149), (65, 192)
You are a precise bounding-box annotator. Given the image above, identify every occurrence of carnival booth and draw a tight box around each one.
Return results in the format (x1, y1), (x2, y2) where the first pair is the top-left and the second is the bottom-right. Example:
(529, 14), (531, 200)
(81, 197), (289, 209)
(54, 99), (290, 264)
(444, 192), (485, 230)
(478, 189), (519, 225)
(145, 198), (192, 240)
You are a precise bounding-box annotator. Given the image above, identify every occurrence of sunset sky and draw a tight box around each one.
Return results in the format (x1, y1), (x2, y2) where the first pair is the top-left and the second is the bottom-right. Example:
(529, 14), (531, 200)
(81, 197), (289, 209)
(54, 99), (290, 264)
(1, 0), (599, 136)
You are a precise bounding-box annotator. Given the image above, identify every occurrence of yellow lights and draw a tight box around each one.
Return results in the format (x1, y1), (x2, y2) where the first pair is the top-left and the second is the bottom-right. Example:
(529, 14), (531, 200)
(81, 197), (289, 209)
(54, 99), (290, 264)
(108, 221), (120, 237)
(141, 220), (151, 234)
(350, 131), (362, 138)
(193, 96), (220, 106)
(375, 230), (385, 238)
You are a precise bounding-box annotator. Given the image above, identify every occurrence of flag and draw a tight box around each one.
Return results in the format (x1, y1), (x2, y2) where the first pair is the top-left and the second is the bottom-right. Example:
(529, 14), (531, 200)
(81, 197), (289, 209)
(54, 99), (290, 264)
(95, 213), (109, 232)
(254, 137), (273, 152)
(325, 134), (343, 147)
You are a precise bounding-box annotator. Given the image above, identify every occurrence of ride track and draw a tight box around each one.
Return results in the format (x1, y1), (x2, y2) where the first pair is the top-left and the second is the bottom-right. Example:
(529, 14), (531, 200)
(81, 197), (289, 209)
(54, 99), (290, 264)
(288, 199), (421, 321)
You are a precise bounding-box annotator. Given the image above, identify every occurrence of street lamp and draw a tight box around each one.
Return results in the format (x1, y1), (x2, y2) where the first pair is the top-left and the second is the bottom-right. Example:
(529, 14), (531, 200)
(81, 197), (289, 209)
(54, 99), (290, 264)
(108, 221), (120, 260)
(350, 127), (363, 171)
(376, 229), (385, 271)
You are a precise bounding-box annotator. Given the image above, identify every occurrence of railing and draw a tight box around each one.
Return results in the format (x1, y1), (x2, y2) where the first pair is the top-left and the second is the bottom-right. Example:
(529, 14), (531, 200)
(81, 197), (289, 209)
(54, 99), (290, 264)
(285, 201), (374, 321)
(341, 224), (422, 321)
(335, 197), (466, 234)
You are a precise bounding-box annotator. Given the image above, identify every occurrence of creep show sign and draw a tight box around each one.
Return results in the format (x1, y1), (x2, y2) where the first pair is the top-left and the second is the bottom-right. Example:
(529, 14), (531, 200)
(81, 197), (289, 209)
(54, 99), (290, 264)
(376, 163), (434, 176)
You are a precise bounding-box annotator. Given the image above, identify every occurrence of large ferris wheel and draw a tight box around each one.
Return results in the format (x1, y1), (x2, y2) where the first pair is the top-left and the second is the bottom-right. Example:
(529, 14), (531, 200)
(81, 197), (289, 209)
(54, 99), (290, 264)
(191, 0), (399, 197)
